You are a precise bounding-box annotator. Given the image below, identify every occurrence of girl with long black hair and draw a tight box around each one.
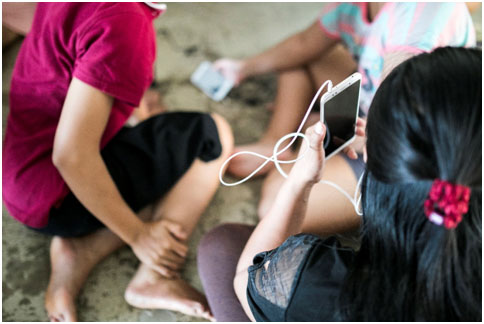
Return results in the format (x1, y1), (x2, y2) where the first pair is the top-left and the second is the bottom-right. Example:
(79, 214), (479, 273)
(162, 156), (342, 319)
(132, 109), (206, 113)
(198, 46), (482, 321)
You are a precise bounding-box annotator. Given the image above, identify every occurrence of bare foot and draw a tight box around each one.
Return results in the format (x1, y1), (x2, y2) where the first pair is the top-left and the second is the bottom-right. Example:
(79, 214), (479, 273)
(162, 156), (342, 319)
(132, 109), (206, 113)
(45, 237), (90, 321)
(45, 287), (76, 322)
(227, 140), (296, 179)
(125, 264), (214, 321)
(45, 230), (124, 321)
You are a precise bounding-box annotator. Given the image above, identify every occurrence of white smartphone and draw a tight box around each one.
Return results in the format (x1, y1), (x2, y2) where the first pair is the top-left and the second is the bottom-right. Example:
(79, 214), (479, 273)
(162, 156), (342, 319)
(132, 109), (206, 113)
(320, 72), (361, 160)
(190, 61), (234, 101)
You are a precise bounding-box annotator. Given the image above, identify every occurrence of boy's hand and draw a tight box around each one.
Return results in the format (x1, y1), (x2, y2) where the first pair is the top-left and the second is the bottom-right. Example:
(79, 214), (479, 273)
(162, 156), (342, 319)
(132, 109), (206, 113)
(130, 220), (188, 278)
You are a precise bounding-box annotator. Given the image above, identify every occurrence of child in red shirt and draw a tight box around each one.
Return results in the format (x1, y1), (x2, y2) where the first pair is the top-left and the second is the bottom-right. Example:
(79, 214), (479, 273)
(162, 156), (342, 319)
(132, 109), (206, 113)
(3, 3), (232, 321)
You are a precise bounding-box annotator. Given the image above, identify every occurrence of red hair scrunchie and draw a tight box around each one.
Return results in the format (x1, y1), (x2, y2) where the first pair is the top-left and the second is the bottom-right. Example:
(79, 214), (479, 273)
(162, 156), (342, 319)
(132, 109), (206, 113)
(424, 179), (471, 229)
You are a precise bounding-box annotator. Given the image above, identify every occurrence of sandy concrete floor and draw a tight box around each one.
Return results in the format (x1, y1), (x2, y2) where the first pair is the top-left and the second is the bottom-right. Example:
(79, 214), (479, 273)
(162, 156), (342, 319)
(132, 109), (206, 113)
(2, 3), (322, 321)
(2, 3), (481, 322)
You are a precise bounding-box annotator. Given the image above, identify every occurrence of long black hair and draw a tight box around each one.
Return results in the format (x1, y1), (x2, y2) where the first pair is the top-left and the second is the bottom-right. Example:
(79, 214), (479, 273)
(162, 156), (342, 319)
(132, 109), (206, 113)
(339, 47), (482, 321)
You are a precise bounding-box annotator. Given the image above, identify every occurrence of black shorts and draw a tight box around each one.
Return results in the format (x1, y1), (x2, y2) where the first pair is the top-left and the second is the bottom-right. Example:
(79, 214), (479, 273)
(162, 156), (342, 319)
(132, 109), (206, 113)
(30, 112), (222, 237)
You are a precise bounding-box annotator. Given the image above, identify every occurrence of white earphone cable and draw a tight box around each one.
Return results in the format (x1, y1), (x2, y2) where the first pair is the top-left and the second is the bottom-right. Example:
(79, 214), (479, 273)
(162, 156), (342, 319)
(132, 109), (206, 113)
(219, 80), (364, 216)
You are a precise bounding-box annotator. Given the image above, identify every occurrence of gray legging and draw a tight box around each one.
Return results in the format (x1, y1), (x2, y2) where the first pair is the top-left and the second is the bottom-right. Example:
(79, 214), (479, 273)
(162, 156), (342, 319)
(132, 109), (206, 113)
(197, 223), (255, 322)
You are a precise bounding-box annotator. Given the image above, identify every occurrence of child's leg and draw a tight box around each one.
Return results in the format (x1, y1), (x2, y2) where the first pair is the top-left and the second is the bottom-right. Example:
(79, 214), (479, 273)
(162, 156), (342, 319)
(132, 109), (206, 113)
(124, 113), (233, 320)
(227, 68), (312, 178)
(45, 230), (124, 321)
(45, 113), (232, 321)
(45, 207), (153, 322)
(197, 223), (254, 322)
(258, 153), (362, 236)
(228, 44), (357, 178)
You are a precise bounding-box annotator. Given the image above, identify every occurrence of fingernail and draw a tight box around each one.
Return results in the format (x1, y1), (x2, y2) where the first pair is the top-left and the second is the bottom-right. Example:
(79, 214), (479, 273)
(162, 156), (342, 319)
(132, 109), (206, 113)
(315, 122), (324, 135)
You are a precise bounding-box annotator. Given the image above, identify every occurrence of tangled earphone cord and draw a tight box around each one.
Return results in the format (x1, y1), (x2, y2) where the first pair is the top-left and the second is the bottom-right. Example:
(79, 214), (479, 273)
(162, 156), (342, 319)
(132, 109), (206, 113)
(219, 80), (363, 216)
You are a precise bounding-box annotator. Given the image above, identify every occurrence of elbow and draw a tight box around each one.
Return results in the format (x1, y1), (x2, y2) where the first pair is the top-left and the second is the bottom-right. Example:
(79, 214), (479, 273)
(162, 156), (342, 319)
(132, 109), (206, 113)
(52, 144), (82, 173)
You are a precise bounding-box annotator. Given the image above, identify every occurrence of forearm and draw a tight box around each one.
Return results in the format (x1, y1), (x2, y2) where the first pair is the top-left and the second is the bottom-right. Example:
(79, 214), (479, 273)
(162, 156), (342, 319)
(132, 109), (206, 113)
(53, 77), (144, 244)
(234, 175), (313, 321)
(54, 150), (143, 244)
(234, 122), (326, 320)
(242, 36), (313, 77)
(241, 21), (337, 78)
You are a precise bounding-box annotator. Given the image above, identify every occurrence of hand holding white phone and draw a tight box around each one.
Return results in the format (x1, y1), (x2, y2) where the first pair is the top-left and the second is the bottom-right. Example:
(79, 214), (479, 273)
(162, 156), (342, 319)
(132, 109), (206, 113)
(213, 59), (244, 86)
(191, 61), (234, 101)
(319, 72), (361, 160)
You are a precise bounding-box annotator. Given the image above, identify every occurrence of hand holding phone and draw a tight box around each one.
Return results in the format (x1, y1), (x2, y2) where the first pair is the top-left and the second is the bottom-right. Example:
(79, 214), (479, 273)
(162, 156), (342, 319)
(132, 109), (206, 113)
(342, 117), (366, 160)
(320, 72), (361, 160)
(191, 61), (234, 101)
(213, 59), (245, 86)
(290, 121), (327, 185)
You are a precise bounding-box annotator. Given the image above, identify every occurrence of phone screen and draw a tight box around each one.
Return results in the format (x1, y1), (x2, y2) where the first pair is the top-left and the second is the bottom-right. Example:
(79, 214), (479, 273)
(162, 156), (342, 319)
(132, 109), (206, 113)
(324, 80), (360, 157)
(199, 67), (226, 96)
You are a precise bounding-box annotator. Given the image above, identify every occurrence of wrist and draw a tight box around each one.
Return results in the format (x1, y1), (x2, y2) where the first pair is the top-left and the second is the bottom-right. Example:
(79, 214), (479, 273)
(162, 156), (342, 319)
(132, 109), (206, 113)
(240, 59), (252, 80)
(286, 173), (315, 194)
(241, 57), (264, 79)
(288, 165), (319, 187)
(120, 216), (145, 245)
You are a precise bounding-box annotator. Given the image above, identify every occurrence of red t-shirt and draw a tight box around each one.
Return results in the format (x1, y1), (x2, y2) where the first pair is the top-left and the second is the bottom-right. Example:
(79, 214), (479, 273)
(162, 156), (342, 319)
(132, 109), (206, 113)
(3, 3), (163, 228)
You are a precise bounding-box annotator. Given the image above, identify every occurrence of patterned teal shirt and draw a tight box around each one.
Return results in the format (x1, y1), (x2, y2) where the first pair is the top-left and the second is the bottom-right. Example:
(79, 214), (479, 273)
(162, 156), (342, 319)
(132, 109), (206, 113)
(319, 2), (476, 114)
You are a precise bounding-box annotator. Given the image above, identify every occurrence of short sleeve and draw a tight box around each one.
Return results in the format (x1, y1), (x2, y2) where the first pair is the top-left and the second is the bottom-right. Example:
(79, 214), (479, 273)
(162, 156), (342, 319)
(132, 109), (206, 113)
(246, 234), (354, 321)
(384, 3), (476, 55)
(318, 3), (343, 40)
(73, 12), (156, 107)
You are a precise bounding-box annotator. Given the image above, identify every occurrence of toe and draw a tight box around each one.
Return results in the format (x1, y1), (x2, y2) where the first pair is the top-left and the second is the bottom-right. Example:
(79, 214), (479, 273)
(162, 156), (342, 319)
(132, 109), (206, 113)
(48, 315), (58, 322)
(63, 311), (76, 322)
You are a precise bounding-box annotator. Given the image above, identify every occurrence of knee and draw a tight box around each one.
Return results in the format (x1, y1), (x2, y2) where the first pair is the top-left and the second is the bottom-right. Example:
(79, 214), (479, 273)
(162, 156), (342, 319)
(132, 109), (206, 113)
(198, 224), (239, 257)
(197, 223), (252, 265)
(210, 113), (234, 159)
